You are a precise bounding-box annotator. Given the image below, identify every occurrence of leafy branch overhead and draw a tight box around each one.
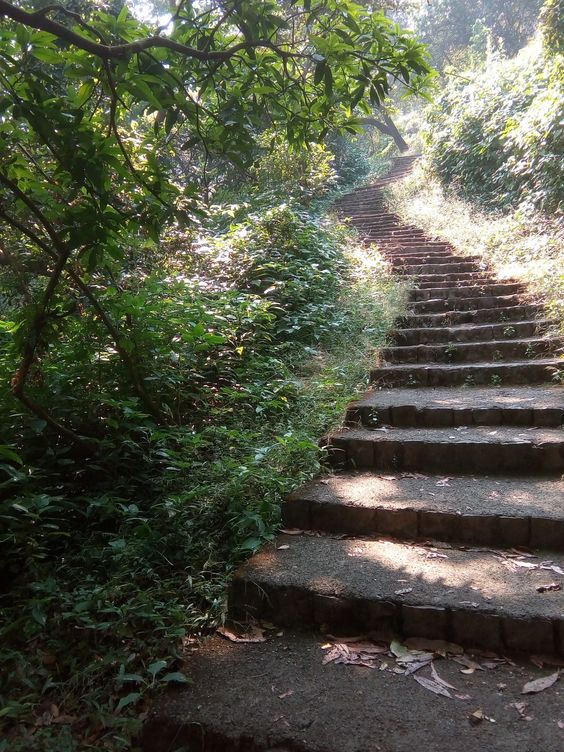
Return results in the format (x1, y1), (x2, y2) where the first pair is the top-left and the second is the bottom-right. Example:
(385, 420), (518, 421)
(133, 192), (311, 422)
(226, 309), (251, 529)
(0, 0), (433, 439)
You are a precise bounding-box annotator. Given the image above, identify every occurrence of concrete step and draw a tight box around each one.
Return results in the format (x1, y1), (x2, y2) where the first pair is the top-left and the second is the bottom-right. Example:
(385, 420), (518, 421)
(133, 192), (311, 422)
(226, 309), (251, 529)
(413, 271), (491, 284)
(410, 283), (525, 301)
(284, 472), (564, 549)
(400, 263), (482, 275)
(414, 277), (513, 289)
(400, 304), (546, 327)
(382, 336), (562, 365)
(143, 629), (564, 752)
(394, 255), (482, 267)
(229, 534), (564, 656)
(328, 425), (564, 474)
(411, 294), (528, 315)
(392, 320), (556, 345)
(345, 385), (564, 428)
(371, 358), (563, 388)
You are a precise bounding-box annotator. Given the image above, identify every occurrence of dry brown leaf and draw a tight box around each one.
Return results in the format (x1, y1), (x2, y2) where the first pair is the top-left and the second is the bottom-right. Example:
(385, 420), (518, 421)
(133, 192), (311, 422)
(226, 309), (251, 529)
(530, 654), (564, 669)
(404, 659), (434, 675)
(452, 655), (484, 672)
(469, 709), (484, 726)
(413, 674), (452, 698)
(431, 662), (459, 691)
(522, 671), (560, 694)
(536, 582), (561, 593)
(405, 638), (463, 656)
(511, 701), (533, 721)
(469, 709), (496, 725)
(540, 562), (564, 576)
(217, 625), (266, 643)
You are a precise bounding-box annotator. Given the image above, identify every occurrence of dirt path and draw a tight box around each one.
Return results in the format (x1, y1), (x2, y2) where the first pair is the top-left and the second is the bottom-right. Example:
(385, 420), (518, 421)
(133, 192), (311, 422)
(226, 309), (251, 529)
(143, 156), (564, 752)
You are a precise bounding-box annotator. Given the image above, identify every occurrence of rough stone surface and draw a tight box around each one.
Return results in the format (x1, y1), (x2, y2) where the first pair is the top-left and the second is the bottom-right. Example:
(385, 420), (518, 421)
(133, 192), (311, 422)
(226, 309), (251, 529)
(144, 154), (564, 752)
(142, 632), (564, 752)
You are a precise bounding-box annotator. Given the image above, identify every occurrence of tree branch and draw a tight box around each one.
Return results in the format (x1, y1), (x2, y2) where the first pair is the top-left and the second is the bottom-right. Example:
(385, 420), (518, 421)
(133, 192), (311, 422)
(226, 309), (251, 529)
(0, 0), (301, 62)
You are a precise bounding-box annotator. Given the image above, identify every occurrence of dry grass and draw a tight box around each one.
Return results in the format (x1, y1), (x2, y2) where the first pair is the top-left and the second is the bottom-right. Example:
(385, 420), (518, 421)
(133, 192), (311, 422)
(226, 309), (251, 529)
(386, 162), (564, 331)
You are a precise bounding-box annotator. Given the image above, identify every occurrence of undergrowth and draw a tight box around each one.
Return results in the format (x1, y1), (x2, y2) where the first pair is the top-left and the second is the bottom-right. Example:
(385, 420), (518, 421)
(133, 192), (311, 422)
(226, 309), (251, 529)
(386, 162), (564, 330)
(0, 192), (406, 751)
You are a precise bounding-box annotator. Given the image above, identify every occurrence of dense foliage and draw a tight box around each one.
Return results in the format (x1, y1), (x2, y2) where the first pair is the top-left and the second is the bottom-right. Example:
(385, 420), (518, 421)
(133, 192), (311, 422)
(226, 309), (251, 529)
(409, 0), (544, 67)
(0, 2), (426, 748)
(423, 30), (563, 213)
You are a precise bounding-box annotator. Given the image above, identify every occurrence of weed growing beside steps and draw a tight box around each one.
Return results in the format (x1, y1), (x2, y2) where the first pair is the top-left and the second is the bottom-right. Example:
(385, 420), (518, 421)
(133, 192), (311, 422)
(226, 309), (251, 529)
(386, 163), (564, 332)
(0, 204), (406, 752)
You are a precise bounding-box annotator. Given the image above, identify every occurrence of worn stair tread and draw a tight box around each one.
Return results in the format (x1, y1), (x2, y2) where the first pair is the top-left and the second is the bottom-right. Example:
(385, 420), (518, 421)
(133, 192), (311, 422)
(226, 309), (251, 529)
(392, 320), (555, 345)
(329, 425), (564, 474)
(348, 385), (564, 426)
(381, 338), (563, 366)
(284, 472), (564, 547)
(332, 425), (563, 446)
(372, 356), (562, 379)
(143, 631), (564, 752)
(232, 533), (564, 626)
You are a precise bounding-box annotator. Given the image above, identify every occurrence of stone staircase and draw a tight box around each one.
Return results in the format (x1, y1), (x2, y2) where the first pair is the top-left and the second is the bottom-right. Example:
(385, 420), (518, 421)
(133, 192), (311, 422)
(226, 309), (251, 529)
(143, 156), (564, 752)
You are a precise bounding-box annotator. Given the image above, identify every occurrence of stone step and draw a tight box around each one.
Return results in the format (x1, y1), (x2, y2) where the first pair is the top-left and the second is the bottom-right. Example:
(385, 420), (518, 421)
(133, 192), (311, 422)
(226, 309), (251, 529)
(410, 283), (525, 301)
(413, 271), (491, 284)
(229, 534), (564, 656)
(400, 263), (482, 275)
(371, 358), (563, 388)
(414, 277), (511, 289)
(411, 294), (528, 315)
(392, 320), (555, 345)
(328, 425), (564, 474)
(382, 336), (562, 365)
(400, 304), (546, 327)
(284, 472), (564, 549)
(143, 629), (564, 752)
(345, 385), (564, 428)
(393, 255), (482, 267)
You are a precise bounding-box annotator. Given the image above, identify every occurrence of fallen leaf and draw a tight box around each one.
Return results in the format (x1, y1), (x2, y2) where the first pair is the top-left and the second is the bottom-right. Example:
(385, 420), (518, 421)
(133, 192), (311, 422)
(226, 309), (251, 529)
(414, 674), (452, 698)
(279, 528), (304, 535)
(394, 587), (413, 595)
(511, 701), (533, 721)
(405, 638), (463, 656)
(276, 545), (290, 550)
(452, 655), (484, 672)
(435, 477), (451, 487)
(217, 625), (266, 643)
(522, 671), (560, 694)
(455, 694), (472, 701)
(278, 690), (293, 699)
(469, 708), (496, 725)
(540, 562), (564, 576)
(431, 662), (458, 690)
(536, 582), (561, 593)
(530, 654), (564, 669)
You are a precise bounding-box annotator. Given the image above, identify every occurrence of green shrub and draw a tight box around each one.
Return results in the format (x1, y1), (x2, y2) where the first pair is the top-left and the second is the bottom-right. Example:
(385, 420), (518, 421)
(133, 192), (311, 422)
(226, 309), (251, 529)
(424, 37), (563, 213)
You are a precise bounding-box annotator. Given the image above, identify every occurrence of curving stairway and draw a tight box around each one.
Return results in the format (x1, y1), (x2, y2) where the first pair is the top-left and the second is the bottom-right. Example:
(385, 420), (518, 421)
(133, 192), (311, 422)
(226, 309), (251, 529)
(143, 155), (564, 752)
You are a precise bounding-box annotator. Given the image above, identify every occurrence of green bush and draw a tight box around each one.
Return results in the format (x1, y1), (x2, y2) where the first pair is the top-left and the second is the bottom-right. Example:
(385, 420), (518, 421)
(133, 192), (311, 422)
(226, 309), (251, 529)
(424, 37), (563, 213)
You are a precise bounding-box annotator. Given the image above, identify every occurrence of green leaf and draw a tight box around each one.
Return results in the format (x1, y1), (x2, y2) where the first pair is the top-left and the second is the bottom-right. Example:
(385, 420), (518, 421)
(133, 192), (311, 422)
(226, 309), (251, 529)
(162, 672), (190, 684)
(116, 692), (142, 713)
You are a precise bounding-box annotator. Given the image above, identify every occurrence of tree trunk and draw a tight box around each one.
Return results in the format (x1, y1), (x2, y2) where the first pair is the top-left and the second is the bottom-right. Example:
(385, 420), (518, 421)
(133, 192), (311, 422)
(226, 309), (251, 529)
(358, 108), (409, 152)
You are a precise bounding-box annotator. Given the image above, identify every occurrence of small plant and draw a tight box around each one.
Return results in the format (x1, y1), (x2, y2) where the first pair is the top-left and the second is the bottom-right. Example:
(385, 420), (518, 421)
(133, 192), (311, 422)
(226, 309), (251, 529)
(503, 326), (516, 338)
(490, 374), (503, 386)
(463, 375), (476, 387)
